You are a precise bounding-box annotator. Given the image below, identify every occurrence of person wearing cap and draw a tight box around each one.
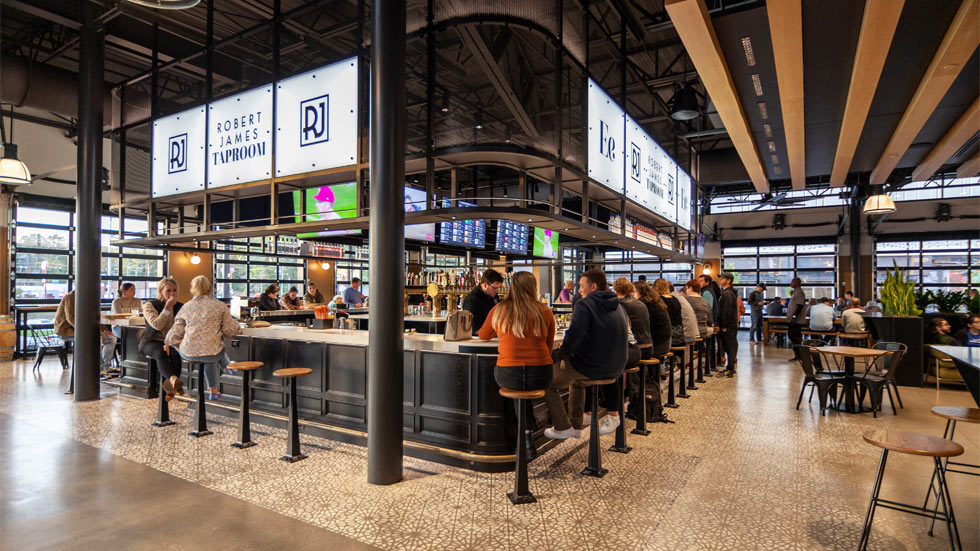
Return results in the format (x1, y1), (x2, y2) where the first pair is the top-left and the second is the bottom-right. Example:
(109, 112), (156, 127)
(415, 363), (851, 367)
(747, 283), (766, 343)
(303, 281), (325, 306)
(716, 272), (739, 377)
(279, 286), (303, 310)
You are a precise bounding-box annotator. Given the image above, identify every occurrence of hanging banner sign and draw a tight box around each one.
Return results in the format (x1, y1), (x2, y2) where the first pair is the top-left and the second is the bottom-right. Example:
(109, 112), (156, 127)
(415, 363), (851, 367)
(587, 80), (625, 192)
(207, 85), (273, 188)
(151, 106), (206, 197)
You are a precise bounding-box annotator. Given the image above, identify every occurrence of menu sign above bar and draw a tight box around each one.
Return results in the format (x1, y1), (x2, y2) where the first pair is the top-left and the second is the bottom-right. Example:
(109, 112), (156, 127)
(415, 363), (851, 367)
(207, 85), (273, 189)
(151, 106), (207, 198)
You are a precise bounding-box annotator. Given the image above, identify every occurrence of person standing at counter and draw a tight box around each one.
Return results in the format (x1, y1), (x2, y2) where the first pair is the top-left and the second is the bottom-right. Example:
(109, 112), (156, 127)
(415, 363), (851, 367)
(478, 271), (555, 394)
(786, 277), (807, 361)
(141, 278), (184, 400)
(462, 269), (503, 333)
(717, 273), (740, 377)
(654, 278), (685, 347)
(557, 281), (574, 304)
(279, 286), (303, 310)
(166, 276), (241, 400)
(343, 277), (367, 308)
(669, 280), (700, 343)
(303, 281), (325, 306)
(258, 284), (280, 311)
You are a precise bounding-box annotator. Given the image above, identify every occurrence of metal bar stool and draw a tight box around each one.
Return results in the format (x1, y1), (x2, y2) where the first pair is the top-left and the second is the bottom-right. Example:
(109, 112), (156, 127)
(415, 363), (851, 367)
(671, 346), (690, 399)
(924, 406), (979, 541)
(148, 356), (175, 428)
(694, 337), (707, 383)
(663, 352), (678, 409)
(859, 428), (963, 551)
(686, 341), (698, 391)
(229, 361), (264, 449)
(499, 387), (545, 504)
(632, 358), (657, 436)
(575, 378), (616, 477)
(186, 361), (212, 437)
(275, 367), (313, 462)
(610, 367), (637, 454)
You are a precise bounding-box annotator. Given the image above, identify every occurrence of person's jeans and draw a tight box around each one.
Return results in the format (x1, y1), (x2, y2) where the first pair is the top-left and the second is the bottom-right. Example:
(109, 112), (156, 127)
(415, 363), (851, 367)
(140, 340), (182, 380)
(100, 332), (116, 369)
(543, 361), (589, 430)
(495, 364), (552, 432)
(176, 350), (229, 389)
(750, 311), (764, 341)
(720, 328), (738, 371)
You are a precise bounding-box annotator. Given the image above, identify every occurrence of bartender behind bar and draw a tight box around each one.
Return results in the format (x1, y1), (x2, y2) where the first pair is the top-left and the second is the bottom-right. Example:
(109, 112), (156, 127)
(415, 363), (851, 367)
(343, 277), (366, 307)
(462, 268), (503, 333)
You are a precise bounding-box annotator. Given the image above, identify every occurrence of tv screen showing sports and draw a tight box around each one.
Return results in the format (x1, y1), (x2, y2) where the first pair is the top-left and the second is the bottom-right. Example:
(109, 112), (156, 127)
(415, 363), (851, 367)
(294, 183), (361, 238)
(495, 221), (529, 255)
(403, 187), (436, 242)
(532, 227), (558, 258)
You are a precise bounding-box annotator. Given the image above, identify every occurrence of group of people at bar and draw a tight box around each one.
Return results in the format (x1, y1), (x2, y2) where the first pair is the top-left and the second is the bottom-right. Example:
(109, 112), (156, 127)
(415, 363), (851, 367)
(255, 281), (350, 311)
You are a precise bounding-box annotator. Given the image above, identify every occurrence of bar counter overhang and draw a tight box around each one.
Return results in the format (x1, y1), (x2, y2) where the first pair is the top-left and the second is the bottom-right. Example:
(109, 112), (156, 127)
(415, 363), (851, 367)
(113, 319), (567, 472)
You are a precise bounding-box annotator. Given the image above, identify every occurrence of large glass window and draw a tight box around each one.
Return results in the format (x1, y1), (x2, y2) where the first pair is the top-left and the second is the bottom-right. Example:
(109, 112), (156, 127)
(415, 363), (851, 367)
(602, 252), (693, 286)
(874, 237), (978, 295)
(213, 236), (306, 300)
(722, 242), (838, 301)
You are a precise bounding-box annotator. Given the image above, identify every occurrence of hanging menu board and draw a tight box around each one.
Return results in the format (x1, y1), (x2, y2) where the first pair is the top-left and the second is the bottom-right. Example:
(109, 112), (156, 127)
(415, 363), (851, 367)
(151, 106), (207, 198)
(207, 85), (273, 188)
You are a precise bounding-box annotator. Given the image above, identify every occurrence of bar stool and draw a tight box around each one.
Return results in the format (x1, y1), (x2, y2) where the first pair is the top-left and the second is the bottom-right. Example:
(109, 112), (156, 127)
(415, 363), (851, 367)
(186, 361), (212, 437)
(663, 352), (678, 408)
(694, 337), (707, 382)
(610, 367), (637, 454)
(686, 341), (698, 391)
(924, 406), (979, 540)
(498, 387), (545, 504)
(274, 367), (313, 462)
(632, 358), (657, 436)
(575, 377), (617, 477)
(859, 428), (963, 551)
(229, 361), (264, 449)
(148, 356), (175, 428)
(671, 346), (690, 399)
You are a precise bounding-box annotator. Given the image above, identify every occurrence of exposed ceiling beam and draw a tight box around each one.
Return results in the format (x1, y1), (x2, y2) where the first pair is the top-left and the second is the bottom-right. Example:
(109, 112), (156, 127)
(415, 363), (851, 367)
(869, 0), (979, 187)
(956, 150), (980, 178)
(1, 0), (81, 30)
(829, 0), (904, 188)
(767, 1), (804, 190)
(911, 97), (980, 182)
(664, 0), (768, 193)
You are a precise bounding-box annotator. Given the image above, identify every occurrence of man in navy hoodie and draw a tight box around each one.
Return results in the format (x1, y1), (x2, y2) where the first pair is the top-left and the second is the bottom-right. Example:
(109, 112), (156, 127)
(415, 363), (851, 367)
(543, 269), (628, 439)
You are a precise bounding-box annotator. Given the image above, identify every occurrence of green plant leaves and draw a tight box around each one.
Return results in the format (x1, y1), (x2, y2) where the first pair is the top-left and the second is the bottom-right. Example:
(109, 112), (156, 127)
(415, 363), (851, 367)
(880, 260), (922, 317)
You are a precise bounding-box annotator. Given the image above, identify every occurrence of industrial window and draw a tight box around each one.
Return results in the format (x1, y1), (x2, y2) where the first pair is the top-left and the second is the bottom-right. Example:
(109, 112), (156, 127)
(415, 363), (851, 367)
(213, 236), (306, 300)
(874, 238), (979, 294)
(722, 243), (837, 302)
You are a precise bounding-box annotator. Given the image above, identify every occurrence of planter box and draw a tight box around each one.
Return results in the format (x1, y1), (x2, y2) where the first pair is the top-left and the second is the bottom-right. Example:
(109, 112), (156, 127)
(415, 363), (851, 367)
(864, 314), (924, 387)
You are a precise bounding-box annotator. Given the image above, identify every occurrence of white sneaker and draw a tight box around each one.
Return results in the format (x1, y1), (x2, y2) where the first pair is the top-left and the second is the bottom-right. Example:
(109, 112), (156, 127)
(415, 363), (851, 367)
(581, 413), (591, 426)
(544, 426), (581, 440)
(599, 416), (621, 435)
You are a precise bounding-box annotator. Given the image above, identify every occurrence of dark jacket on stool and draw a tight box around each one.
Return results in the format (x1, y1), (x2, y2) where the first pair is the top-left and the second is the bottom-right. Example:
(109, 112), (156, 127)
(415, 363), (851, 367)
(559, 291), (628, 379)
(462, 285), (498, 334)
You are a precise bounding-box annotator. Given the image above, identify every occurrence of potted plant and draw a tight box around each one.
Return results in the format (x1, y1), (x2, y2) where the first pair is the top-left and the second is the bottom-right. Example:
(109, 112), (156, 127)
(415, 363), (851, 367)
(879, 262), (922, 316)
(868, 261), (924, 387)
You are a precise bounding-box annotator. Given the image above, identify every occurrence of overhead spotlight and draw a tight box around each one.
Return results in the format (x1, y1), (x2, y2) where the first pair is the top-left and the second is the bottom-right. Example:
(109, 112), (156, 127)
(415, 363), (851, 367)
(504, 127), (512, 144)
(320, 261), (331, 271)
(702, 261), (712, 275)
(670, 83), (699, 121)
(440, 91), (450, 113)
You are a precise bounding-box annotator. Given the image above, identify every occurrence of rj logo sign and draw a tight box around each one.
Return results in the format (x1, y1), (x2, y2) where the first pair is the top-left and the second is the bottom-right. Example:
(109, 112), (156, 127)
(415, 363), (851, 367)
(168, 133), (187, 174)
(300, 94), (329, 147)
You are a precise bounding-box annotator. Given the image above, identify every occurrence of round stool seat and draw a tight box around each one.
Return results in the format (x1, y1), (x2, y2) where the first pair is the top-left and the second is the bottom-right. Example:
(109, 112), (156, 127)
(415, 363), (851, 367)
(670, 346), (686, 351)
(695, 338), (703, 342)
(624, 366), (639, 373)
(930, 406), (979, 424)
(273, 367), (313, 378)
(662, 352), (673, 358)
(228, 361), (264, 371)
(575, 378), (615, 387)
(862, 429), (964, 457)
(639, 358), (659, 365)
(499, 388), (545, 400)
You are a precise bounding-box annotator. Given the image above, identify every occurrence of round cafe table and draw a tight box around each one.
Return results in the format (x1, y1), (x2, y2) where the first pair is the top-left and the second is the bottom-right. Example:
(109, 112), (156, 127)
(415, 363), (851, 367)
(815, 346), (891, 414)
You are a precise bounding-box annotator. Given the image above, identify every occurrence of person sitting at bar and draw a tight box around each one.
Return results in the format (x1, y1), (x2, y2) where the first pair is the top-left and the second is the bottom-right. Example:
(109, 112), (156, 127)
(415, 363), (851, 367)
(668, 280), (700, 343)
(682, 280), (712, 340)
(328, 294), (345, 311)
(635, 280), (671, 358)
(141, 278), (184, 400)
(54, 289), (75, 339)
(615, 278), (651, 420)
(462, 269), (503, 333)
(834, 296), (848, 316)
(166, 275), (241, 400)
(556, 281), (574, 304)
(767, 296), (784, 316)
(478, 271), (555, 395)
(928, 317), (959, 346)
(809, 297), (836, 336)
(343, 277), (367, 308)
(257, 284), (280, 311)
(654, 278), (685, 347)
(955, 314), (980, 347)
(102, 282), (140, 373)
(840, 298), (867, 335)
(543, 269), (627, 439)
(279, 286), (303, 310)
(303, 281), (325, 306)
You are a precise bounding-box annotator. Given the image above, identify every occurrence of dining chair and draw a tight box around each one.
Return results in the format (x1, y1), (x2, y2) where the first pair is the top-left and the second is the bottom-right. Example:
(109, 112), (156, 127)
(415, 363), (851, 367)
(794, 345), (843, 415)
(855, 348), (904, 417)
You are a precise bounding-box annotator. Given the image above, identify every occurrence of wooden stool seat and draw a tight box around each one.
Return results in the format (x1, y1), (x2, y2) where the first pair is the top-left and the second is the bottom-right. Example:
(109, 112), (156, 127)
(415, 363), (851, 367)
(862, 429), (963, 458)
(575, 378), (615, 386)
(639, 358), (659, 365)
(670, 346), (686, 351)
(662, 352), (673, 358)
(624, 366), (639, 373)
(931, 406), (980, 424)
(228, 361), (264, 371)
(274, 367), (312, 378)
(695, 337), (703, 342)
(499, 388), (545, 400)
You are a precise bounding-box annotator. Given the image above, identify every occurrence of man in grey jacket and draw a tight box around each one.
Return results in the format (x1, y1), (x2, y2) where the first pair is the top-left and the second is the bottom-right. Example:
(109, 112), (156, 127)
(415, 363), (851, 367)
(786, 278), (807, 361)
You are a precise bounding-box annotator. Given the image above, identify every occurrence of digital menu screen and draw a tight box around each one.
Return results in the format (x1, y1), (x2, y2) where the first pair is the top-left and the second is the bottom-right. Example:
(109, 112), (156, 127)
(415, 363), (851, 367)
(495, 221), (529, 254)
(439, 219), (486, 248)
(532, 227), (559, 258)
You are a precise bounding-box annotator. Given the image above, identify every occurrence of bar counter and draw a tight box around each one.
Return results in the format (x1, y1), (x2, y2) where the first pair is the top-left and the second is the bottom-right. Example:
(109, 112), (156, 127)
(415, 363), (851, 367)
(108, 316), (566, 472)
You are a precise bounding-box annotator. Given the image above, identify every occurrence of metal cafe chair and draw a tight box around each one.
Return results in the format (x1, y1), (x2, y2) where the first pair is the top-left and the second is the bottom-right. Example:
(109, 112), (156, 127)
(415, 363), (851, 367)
(29, 320), (68, 372)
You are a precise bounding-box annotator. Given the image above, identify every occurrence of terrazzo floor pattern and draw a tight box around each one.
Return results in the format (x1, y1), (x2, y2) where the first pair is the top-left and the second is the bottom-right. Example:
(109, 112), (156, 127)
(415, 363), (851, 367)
(2, 338), (977, 550)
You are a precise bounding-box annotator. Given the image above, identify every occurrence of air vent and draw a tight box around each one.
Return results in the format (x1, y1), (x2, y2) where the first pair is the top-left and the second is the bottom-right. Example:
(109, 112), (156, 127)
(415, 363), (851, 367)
(763, 124), (772, 137)
(741, 37), (756, 66)
(768, 141), (776, 152)
(758, 102), (768, 120)
(751, 74), (763, 96)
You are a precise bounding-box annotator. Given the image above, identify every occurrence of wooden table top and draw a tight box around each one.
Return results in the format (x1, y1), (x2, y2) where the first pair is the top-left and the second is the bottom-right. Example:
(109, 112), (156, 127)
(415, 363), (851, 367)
(931, 405), (980, 424)
(816, 346), (890, 358)
(862, 429), (964, 457)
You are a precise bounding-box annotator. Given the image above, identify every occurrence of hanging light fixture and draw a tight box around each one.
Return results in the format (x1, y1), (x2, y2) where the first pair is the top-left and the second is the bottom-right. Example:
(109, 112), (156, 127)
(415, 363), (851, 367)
(862, 190), (896, 215)
(440, 90), (450, 113)
(0, 107), (31, 187)
(127, 0), (201, 9)
(670, 83), (700, 121)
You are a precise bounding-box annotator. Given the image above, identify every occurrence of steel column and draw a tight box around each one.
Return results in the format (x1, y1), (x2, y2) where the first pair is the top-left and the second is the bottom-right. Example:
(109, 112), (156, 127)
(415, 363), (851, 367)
(73, 0), (104, 402)
(367, 0), (406, 486)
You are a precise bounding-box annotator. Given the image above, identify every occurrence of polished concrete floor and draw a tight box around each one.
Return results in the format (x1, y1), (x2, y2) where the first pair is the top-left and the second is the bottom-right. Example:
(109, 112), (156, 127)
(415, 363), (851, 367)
(1, 338), (977, 550)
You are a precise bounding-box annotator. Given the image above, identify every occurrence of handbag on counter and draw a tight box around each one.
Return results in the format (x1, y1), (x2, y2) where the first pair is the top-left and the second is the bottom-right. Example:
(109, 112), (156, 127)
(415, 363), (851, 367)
(443, 310), (474, 341)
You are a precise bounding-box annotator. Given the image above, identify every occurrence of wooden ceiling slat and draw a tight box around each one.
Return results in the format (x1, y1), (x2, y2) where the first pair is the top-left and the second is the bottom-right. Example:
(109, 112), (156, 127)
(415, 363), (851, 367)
(956, 150), (980, 179)
(829, 0), (905, 188)
(869, 0), (980, 187)
(911, 97), (980, 182)
(767, 1), (804, 190)
(665, 0), (768, 193)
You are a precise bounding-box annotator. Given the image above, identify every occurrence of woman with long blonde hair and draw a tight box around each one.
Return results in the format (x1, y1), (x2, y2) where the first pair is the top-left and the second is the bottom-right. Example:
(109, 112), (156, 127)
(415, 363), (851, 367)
(478, 271), (555, 391)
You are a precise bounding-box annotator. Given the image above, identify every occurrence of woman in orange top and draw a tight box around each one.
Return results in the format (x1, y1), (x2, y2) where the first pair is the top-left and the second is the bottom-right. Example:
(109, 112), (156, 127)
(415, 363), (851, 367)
(478, 271), (556, 391)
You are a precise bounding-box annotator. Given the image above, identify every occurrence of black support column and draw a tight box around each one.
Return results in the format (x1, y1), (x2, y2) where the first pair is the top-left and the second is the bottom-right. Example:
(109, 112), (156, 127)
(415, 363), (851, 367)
(74, 1), (104, 402)
(367, 0), (406, 485)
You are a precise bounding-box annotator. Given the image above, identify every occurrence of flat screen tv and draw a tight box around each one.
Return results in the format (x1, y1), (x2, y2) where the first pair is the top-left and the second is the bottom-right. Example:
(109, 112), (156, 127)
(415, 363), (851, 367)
(495, 220), (529, 255)
(295, 183), (361, 238)
(438, 199), (486, 248)
(403, 187), (436, 242)
(532, 227), (558, 258)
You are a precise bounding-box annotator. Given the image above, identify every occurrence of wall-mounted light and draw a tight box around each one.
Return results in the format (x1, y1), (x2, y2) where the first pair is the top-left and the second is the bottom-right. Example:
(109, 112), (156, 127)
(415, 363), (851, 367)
(702, 261), (712, 275)
(320, 261), (331, 271)
(183, 252), (202, 265)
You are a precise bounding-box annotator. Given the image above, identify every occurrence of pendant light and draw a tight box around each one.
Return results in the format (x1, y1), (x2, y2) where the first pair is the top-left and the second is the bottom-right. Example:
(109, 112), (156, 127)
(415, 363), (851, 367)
(0, 108), (31, 187)
(670, 84), (700, 121)
(862, 189), (896, 215)
(127, 0), (201, 8)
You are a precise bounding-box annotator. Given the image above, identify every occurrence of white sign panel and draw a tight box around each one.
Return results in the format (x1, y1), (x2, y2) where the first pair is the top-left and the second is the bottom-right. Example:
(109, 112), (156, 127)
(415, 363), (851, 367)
(676, 168), (693, 231)
(275, 57), (358, 178)
(625, 114), (674, 222)
(151, 106), (206, 197)
(207, 85), (273, 188)
(587, 80), (625, 192)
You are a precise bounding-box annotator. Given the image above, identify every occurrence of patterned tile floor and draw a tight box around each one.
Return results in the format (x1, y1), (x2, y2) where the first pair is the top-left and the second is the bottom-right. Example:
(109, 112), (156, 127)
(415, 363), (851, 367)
(2, 338), (977, 550)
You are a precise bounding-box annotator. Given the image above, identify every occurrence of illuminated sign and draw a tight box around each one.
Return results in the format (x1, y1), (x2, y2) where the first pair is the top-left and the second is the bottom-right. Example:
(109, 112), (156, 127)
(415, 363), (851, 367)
(207, 85), (273, 188)
(151, 106), (206, 197)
